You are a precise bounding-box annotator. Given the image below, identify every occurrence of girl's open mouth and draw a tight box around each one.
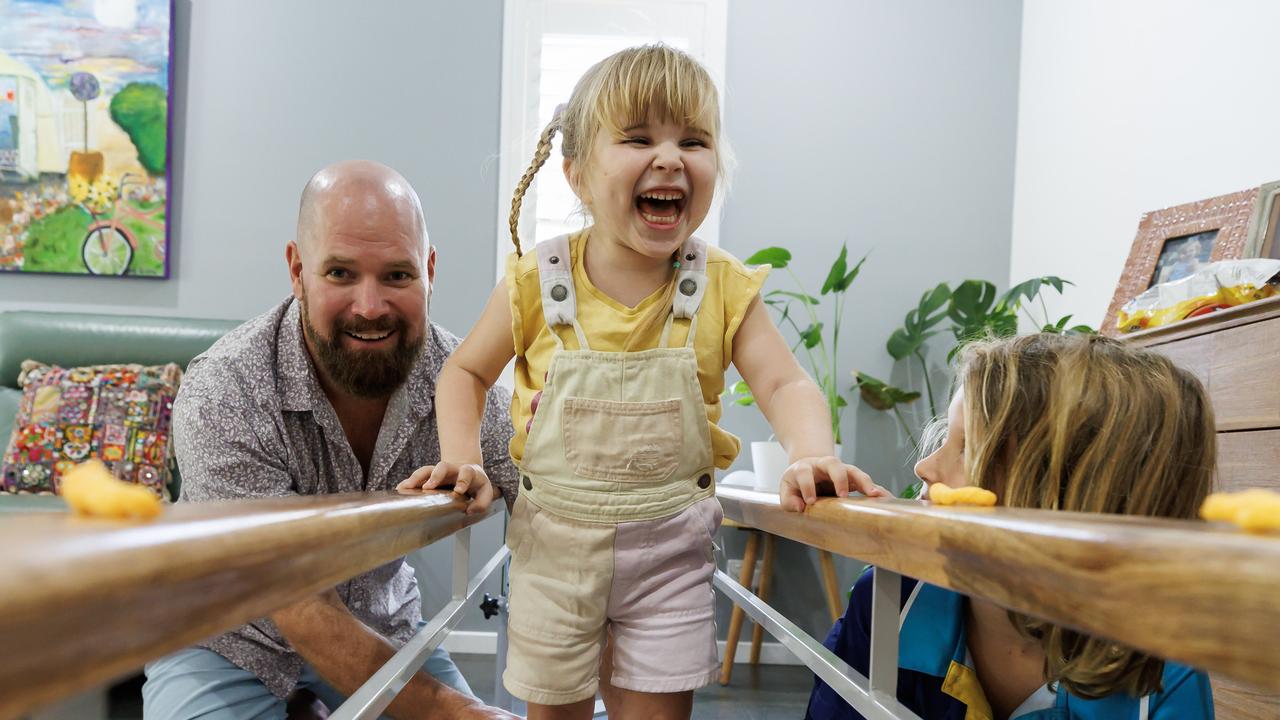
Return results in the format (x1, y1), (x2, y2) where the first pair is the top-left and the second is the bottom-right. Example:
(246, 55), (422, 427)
(635, 189), (685, 229)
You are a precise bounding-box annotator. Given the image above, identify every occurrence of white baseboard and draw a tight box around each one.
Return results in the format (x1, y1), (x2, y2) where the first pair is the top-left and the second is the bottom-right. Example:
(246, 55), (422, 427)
(442, 631), (803, 666)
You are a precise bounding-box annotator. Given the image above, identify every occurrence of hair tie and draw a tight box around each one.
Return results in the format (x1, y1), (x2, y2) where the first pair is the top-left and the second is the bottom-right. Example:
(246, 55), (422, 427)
(552, 103), (568, 125)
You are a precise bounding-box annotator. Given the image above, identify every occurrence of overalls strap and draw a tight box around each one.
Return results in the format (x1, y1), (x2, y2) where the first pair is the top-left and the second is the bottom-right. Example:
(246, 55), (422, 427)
(535, 234), (589, 350)
(661, 236), (710, 348)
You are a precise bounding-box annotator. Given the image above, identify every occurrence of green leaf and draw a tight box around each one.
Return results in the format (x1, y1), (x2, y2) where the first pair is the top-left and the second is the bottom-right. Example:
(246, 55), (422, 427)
(948, 280), (999, 325)
(800, 322), (824, 349)
(745, 247), (791, 268)
(887, 327), (922, 360)
(833, 253), (868, 293)
(853, 371), (918, 411)
(766, 290), (820, 305)
(1044, 276), (1071, 294)
(990, 312), (1018, 336)
(853, 371), (886, 389)
(820, 244), (849, 295)
(733, 396), (756, 406)
(855, 374), (895, 411)
(835, 395), (849, 408)
(920, 282), (951, 317)
(1000, 278), (1042, 310)
(731, 380), (751, 394)
(899, 482), (922, 500)
(1000, 276), (1075, 310)
(903, 308), (922, 335)
(886, 387), (921, 404)
(916, 283), (952, 333)
(1068, 324), (1095, 335)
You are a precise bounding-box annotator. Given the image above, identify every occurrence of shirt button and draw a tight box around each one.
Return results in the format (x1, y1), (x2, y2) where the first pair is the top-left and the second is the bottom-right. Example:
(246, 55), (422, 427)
(523, 476), (532, 491)
(697, 473), (711, 489)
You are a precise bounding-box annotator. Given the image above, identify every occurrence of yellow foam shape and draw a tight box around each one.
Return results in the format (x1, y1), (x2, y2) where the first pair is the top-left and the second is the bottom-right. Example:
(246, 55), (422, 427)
(1200, 489), (1280, 533)
(929, 484), (997, 507)
(61, 460), (161, 520)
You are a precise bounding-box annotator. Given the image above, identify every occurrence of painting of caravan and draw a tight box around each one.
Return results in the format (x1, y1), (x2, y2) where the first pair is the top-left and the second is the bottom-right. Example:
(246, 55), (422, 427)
(0, 0), (171, 277)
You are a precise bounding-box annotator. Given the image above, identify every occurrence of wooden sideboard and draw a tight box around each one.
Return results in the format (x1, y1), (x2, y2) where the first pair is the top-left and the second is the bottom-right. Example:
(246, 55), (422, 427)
(1125, 296), (1280, 720)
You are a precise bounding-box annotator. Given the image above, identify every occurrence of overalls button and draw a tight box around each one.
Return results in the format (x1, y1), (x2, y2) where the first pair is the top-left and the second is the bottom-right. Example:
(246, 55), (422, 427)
(551, 284), (568, 302)
(697, 473), (711, 489)
(549, 255), (560, 264)
(522, 476), (532, 490)
(680, 279), (697, 296)
(685, 252), (696, 261)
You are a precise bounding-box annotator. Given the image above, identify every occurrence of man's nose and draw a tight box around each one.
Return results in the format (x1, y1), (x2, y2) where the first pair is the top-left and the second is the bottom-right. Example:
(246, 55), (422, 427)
(351, 279), (390, 318)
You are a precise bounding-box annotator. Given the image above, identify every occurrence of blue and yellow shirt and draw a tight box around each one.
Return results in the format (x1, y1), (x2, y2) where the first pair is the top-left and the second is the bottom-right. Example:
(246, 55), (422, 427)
(806, 570), (1214, 720)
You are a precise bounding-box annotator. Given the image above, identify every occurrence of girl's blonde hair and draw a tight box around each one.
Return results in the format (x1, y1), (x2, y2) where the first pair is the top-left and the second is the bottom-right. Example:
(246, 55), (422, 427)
(507, 42), (725, 258)
(957, 333), (1216, 699)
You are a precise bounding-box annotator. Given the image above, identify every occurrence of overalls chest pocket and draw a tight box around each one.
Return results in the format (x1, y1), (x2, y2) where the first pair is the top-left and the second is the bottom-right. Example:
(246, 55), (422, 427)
(562, 397), (683, 483)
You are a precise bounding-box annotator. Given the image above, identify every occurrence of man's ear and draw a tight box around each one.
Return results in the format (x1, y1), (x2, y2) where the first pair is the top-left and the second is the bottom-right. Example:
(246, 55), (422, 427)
(426, 246), (436, 290)
(286, 241), (304, 301)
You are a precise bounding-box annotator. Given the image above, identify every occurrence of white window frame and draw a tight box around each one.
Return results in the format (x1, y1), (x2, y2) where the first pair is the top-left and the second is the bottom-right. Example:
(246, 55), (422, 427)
(495, 0), (728, 279)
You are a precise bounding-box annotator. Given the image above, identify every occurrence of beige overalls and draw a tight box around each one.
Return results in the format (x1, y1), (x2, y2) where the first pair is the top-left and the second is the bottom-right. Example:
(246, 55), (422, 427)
(502, 233), (724, 705)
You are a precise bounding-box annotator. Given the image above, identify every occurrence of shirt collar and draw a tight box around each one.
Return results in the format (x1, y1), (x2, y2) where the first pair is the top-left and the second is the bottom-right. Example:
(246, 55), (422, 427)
(900, 583), (1067, 718)
(899, 581), (969, 677)
(276, 297), (442, 419)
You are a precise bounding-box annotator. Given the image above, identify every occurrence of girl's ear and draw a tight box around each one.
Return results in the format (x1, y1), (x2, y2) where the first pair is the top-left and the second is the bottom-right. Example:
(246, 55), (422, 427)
(563, 157), (589, 204)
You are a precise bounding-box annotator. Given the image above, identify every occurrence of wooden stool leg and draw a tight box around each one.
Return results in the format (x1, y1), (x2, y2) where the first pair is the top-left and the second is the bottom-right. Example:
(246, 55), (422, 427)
(750, 533), (777, 665)
(818, 549), (843, 623)
(719, 530), (761, 685)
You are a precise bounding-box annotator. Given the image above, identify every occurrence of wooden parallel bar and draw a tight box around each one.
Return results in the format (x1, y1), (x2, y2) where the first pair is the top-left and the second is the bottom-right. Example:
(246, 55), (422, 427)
(0, 490), (495, 720)
(717, 486), (1280, 692)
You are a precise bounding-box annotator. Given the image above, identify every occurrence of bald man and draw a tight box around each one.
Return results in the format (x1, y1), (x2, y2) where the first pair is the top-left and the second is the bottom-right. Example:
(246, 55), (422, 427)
(143, 161), (519, 719)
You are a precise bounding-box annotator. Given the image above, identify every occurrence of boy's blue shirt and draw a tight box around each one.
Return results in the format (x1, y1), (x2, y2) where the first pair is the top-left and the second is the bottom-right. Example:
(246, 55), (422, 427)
(805, 570), (1214, 720)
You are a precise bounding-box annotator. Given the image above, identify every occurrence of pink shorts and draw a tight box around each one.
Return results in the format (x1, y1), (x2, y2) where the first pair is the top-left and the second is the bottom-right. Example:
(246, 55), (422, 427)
(502, 495), (723, 705)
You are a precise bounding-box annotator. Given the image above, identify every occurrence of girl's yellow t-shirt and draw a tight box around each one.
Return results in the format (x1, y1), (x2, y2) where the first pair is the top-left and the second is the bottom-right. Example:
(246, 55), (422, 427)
(505, 229), (769, 468)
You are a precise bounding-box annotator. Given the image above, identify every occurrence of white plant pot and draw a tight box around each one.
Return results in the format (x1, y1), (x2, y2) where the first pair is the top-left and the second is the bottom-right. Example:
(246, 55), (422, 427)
(751, 441), (843, 493)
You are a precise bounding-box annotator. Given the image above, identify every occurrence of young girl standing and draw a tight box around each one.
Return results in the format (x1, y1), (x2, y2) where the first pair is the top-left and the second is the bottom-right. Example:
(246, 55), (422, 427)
(401, 44), (887, 719)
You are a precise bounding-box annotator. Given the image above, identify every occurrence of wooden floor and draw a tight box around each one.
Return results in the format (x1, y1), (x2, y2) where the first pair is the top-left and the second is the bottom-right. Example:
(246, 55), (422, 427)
(102, 654), (816, 719)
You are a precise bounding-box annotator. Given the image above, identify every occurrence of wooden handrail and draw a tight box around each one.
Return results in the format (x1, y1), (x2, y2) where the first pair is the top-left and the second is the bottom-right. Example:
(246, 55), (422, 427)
(717, 486), (1280, 691)
(0, 490), (496, 720)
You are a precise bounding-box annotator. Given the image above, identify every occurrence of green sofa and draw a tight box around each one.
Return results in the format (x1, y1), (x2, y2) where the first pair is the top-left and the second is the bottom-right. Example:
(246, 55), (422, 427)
(0, 310), (240, 510)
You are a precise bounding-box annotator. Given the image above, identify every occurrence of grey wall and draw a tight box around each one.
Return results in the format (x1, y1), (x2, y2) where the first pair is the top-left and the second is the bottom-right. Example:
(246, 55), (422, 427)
(714, 0), (1022, 641)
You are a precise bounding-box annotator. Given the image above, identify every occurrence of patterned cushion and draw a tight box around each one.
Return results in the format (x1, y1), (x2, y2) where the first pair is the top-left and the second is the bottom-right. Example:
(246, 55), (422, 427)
(1, 360), (180, 498)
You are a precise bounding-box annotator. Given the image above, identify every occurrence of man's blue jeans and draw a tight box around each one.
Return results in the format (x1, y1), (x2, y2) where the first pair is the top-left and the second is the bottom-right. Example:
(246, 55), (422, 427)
(142, 631), (473, 719)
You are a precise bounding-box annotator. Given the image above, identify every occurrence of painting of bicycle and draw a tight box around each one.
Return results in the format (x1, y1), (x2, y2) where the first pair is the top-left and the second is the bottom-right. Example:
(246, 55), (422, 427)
(0, 0), (171, 277)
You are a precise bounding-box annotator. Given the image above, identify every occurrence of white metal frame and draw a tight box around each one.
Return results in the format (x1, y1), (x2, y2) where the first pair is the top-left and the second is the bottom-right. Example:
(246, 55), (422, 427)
(331, 528), (921, 719)
(330, 529), (510, 720)
(713, 566), (920, 720)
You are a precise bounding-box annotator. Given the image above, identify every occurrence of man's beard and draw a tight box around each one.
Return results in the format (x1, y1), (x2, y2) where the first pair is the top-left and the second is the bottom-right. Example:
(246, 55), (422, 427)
(300, 298), (424, 400)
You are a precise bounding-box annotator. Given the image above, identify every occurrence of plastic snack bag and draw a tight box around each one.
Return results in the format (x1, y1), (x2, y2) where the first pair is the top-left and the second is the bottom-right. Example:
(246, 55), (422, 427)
(1117, 260), (1280, 333)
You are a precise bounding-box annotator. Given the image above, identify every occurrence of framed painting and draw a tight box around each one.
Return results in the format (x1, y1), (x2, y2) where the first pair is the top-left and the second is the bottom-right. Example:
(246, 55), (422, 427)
(1102, 187), (1258, 336)
(0, 0), (172, 278)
